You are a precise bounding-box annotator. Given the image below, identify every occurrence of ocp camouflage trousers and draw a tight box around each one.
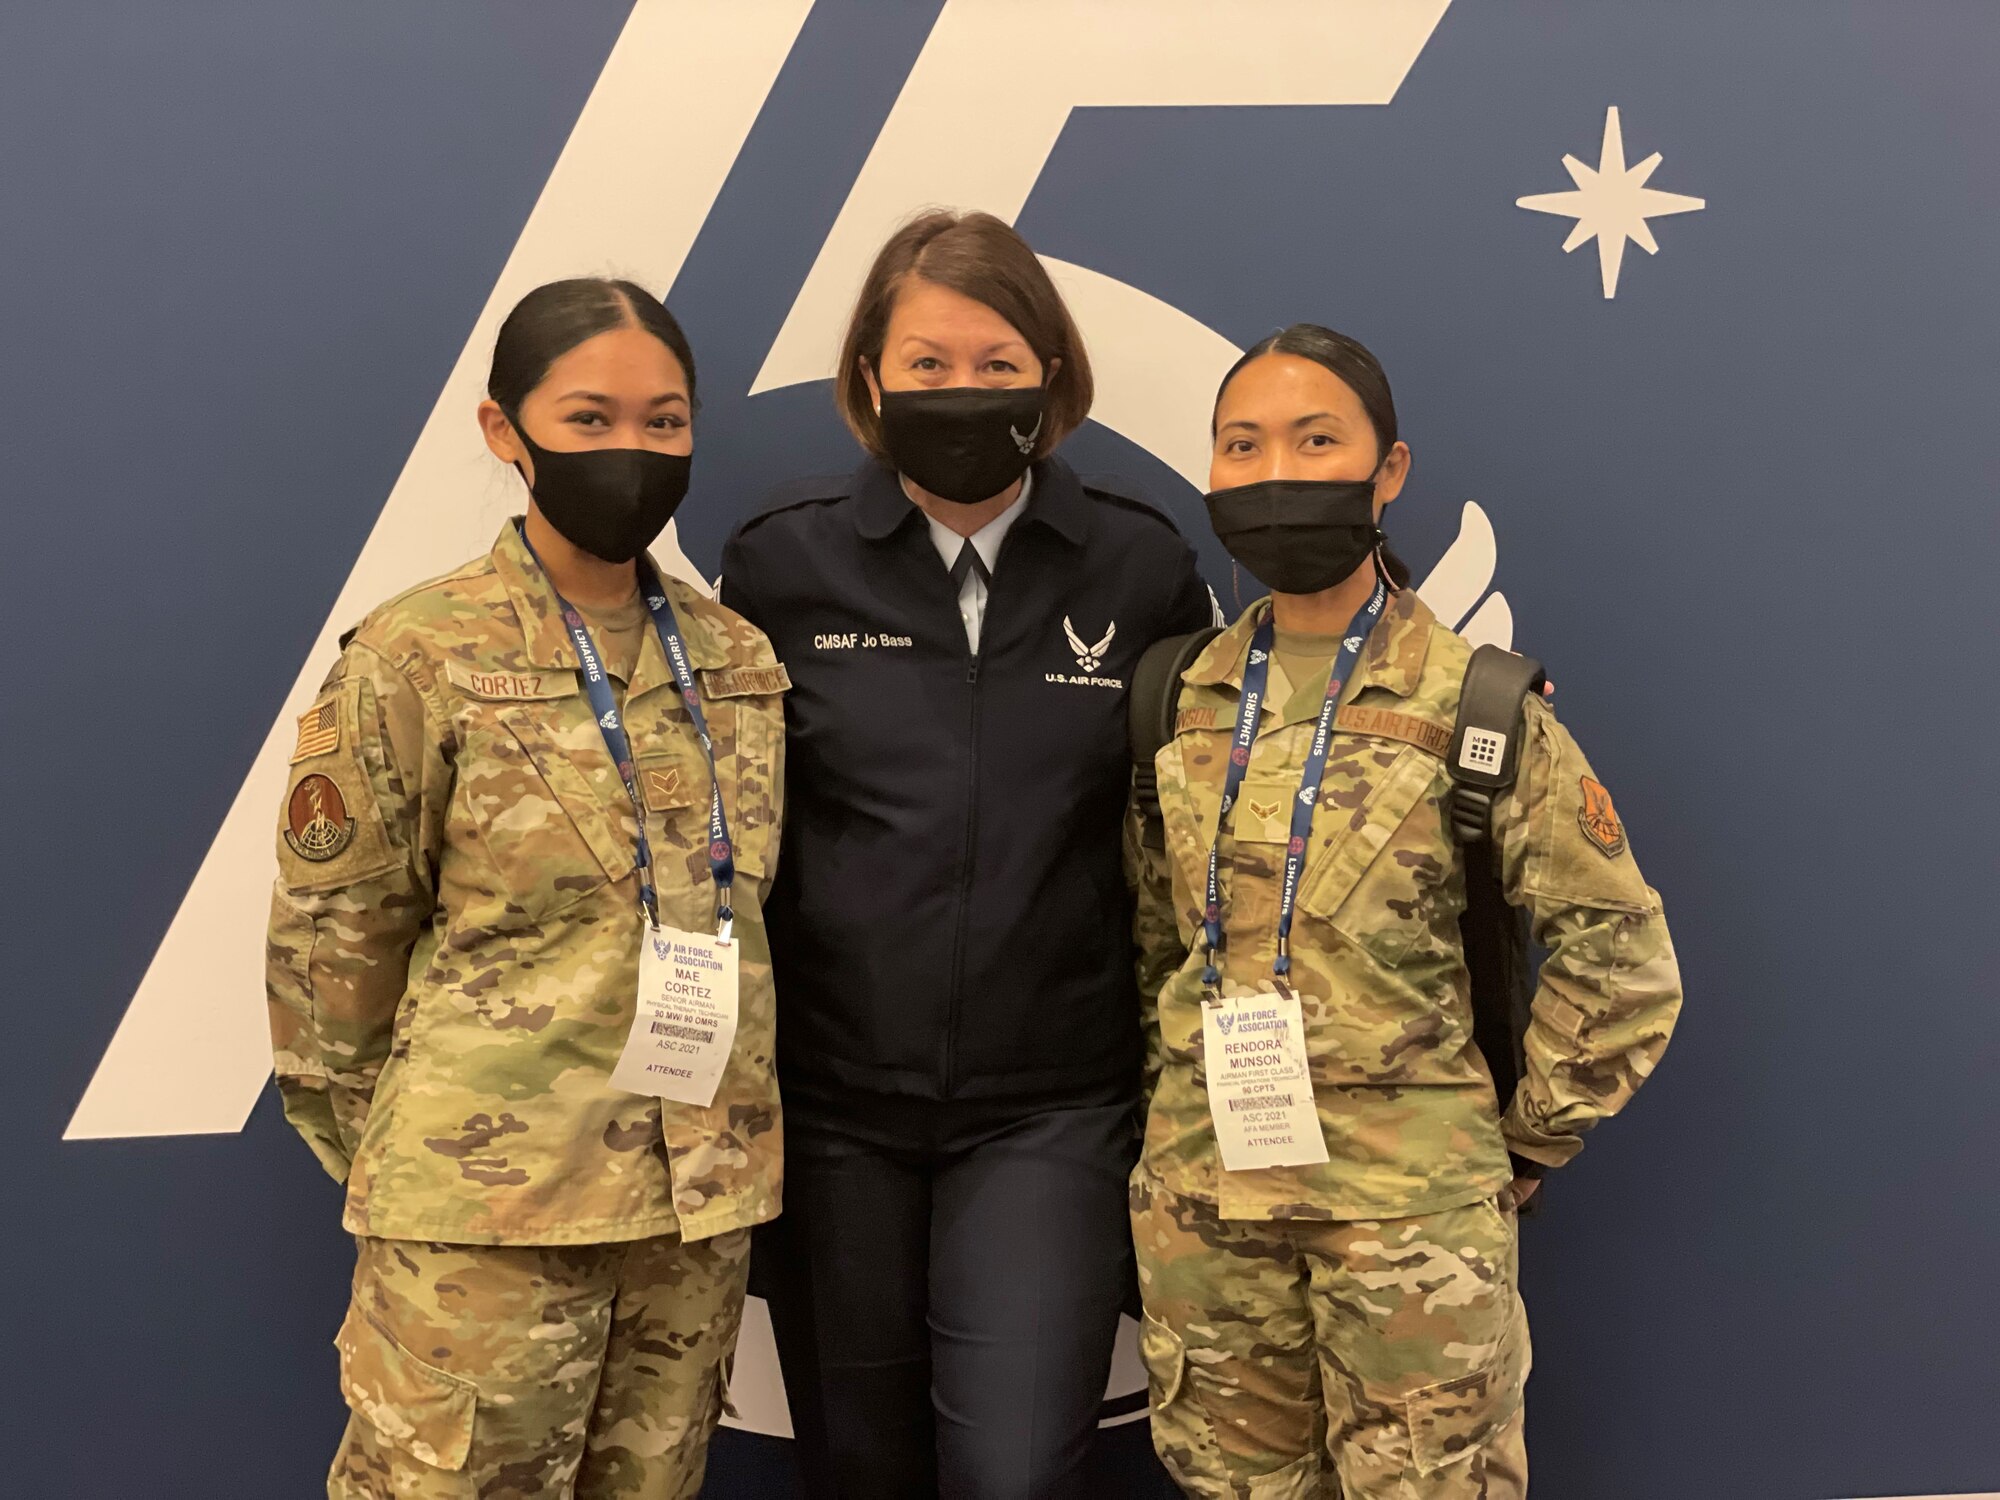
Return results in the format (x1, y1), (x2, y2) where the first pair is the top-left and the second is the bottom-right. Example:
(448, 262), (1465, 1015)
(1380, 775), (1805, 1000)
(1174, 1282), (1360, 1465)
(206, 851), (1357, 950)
(327, 1229), (750, 1500)
(1131, 1172), (1529, 1499)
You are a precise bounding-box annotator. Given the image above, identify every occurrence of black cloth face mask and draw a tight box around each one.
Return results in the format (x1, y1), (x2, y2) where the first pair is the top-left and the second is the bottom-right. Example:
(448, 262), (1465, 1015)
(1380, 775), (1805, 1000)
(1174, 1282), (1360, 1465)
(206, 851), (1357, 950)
(511, 418), (691, 564)
(1204, 478), (1383, 595)
(877, 384), (1045, 503)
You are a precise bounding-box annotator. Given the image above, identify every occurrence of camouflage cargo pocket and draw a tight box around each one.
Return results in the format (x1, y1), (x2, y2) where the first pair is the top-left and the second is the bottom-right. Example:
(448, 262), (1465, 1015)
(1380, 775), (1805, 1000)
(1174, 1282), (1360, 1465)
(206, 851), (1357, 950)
(1405, 1300), (1530, 1476)
(711, 1348), (739, 1423)
(276, 675), (402, 897)
(1514, 705), (1658, 916)
(1139, 1310), (1187, 1407)
(471, 704), (636, 917)
(1156, 737), (1220, 911)
(1242, 1452), (1318, 1499)
(697, 685), (785, 882)
(1138, 1311), (1223, 1485)
(334, 1303), (476, 1495)
(1298, 745), (1443, 972)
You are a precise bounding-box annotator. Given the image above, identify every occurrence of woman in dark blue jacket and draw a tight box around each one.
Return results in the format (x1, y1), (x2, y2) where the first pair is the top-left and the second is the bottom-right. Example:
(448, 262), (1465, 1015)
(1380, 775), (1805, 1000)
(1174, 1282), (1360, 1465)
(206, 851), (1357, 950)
(722, 210), (1212, 1499)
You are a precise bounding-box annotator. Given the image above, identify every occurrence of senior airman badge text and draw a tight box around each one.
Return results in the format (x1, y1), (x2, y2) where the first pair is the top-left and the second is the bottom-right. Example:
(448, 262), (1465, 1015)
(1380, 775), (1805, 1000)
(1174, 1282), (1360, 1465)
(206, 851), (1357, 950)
(284, 774), (357, 862)
(1578, 775), (1627, 858)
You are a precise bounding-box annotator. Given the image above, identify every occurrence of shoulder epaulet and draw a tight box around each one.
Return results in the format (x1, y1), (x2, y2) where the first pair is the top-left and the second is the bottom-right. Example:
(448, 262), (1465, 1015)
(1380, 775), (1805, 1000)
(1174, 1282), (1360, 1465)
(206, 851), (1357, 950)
(735, 473), (854, 535)
(1078, 470), (1182, 532)
(339, 552), (498, 654)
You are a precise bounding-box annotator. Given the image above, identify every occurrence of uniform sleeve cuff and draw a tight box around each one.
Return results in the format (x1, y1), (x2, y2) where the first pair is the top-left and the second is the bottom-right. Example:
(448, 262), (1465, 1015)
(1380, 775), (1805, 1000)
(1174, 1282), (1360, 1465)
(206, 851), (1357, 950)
(1501, 1122), (1582, 1171)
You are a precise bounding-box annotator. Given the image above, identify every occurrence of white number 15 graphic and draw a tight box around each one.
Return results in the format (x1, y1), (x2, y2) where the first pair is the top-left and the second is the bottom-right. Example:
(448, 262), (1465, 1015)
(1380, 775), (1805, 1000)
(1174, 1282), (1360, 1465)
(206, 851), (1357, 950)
(68, 0), (1508, 1142)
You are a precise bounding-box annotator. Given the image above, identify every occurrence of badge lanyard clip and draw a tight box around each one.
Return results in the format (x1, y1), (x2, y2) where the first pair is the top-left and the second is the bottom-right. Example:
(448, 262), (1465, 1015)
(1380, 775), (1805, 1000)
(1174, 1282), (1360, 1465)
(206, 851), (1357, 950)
(1200, 579), (1388, 997)
(520, 524), (737, 940)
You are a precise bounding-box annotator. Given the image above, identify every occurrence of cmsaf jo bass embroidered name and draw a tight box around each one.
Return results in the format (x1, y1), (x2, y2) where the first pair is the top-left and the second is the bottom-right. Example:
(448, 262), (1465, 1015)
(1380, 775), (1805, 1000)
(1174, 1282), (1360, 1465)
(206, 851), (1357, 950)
(814, 630), (914, 649)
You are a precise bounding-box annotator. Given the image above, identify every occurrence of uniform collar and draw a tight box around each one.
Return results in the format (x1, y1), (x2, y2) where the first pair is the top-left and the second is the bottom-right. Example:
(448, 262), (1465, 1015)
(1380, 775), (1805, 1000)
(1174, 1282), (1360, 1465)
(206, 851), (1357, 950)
(489, 519), (732, 673)
(625, 570), (734, 701)
(1184, 584), (1436, 701)
(925, 469), (1031, 573)
(851, 455), (1090, 547)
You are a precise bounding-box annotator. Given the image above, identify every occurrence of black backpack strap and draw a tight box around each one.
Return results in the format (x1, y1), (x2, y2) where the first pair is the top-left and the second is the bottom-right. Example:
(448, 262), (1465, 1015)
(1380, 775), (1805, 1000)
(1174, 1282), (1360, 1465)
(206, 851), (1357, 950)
(1447, 646), (1547, 1208)
(1447, 645), (1547, 844)
(1129, 628), (1221, 848)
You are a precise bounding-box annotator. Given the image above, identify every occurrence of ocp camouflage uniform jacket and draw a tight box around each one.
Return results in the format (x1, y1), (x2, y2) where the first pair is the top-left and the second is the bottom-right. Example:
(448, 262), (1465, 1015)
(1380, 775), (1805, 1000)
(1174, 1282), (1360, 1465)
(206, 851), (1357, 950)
(1129, 588), (1681, 1220)
(266, 520), (788, 1247)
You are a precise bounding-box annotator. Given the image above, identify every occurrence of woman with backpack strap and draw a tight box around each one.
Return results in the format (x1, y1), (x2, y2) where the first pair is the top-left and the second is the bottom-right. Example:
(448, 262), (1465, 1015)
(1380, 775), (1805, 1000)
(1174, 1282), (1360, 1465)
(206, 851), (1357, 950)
(1127, 324), (1683, 1498)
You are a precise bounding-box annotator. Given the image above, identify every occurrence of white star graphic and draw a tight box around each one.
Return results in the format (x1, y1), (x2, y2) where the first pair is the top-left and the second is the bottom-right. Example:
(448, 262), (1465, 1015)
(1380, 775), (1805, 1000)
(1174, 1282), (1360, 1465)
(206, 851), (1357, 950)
(1517, 106), (1705, 298)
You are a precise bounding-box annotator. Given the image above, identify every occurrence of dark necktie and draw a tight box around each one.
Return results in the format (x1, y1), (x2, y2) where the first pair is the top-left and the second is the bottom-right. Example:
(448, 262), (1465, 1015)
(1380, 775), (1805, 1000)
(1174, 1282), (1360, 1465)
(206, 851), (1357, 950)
(949, 540), (991, 590)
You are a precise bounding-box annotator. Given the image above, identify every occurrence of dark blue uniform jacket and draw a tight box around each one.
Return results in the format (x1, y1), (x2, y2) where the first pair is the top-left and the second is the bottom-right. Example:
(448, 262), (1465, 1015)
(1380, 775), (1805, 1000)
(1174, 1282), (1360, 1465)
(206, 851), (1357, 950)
(721, 455), (1212, 1103)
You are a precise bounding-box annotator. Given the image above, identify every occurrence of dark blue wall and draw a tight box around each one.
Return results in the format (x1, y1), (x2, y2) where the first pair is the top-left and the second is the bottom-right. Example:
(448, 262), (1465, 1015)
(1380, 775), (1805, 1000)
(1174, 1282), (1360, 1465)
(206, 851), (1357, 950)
(7, 3), (1996, 1496)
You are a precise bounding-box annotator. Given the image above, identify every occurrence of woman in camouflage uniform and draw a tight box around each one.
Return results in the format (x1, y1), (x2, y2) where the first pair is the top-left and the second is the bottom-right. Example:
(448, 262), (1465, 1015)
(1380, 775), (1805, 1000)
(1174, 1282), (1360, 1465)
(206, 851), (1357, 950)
(1129, 325), (1683, 1498)
(265, 279), (789, 1499)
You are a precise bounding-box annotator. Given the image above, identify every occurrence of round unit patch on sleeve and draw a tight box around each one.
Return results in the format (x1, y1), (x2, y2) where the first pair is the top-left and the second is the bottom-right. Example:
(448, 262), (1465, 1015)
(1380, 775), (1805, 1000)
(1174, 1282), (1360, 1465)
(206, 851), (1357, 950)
(1577, 775), (1627, 858)
(285, 773), (358, 862)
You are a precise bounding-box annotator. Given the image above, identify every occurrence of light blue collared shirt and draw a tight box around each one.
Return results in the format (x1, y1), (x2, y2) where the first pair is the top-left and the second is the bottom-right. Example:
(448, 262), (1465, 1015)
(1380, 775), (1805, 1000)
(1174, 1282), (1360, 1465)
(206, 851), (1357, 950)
(920, 470), (1032, 652)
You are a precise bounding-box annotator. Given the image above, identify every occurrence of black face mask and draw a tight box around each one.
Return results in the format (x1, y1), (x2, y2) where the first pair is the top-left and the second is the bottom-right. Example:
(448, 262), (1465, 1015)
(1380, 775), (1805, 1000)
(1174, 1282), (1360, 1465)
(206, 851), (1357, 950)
(511, 418), (691, 564)
(877, 384), (1044, 503)
(1204, 478), (1383, 595)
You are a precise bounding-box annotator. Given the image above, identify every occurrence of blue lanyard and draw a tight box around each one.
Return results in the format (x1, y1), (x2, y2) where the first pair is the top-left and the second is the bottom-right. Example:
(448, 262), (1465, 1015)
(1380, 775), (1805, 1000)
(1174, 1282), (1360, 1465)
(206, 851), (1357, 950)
(1201, 579), (1389, 990)
(520, 526), (735, 935)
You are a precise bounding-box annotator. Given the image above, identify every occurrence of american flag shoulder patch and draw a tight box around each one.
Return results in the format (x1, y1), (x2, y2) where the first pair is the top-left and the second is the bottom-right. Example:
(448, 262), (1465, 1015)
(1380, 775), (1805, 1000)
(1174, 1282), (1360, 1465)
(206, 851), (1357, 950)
(290, 699), (340, 763)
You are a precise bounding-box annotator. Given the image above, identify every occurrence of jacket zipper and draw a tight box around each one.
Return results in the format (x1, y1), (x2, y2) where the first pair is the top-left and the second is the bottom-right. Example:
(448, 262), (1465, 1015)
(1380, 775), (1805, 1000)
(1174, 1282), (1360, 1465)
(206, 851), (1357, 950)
(943, 521), (1026, 1097)
(941, 647), (981, 1097)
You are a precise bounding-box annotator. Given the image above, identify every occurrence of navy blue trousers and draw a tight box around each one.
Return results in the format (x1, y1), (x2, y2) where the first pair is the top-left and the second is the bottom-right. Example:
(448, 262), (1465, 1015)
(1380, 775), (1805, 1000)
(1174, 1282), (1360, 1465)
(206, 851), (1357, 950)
(756, 1091), (1139, 1500)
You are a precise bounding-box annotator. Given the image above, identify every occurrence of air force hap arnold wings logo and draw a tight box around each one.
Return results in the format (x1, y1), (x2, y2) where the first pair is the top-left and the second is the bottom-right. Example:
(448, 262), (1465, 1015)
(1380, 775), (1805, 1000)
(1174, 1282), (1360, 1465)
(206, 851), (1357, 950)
(1052, 615), (1119, 685)
(1064, 616), (1116, 672)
